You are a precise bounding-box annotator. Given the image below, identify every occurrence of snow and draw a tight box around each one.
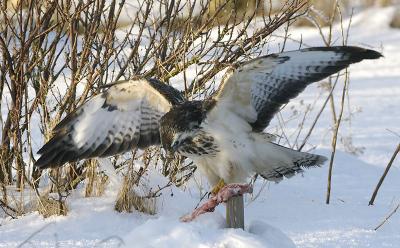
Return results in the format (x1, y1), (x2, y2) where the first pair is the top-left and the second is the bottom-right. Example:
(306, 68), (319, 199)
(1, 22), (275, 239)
(1, 7), (400, 248)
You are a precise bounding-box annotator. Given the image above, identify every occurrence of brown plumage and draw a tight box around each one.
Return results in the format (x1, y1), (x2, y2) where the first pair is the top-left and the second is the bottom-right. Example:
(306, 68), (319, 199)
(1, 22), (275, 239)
(35, 46), (381, 185)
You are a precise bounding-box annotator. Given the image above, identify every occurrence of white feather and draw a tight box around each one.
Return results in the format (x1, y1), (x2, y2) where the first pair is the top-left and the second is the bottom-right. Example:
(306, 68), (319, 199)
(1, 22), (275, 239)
(67, 78), (173, 155)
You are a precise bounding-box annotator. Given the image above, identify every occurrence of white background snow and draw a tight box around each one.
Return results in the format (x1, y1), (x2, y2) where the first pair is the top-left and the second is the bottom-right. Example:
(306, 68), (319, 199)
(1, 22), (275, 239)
(1, 5), (400, 248)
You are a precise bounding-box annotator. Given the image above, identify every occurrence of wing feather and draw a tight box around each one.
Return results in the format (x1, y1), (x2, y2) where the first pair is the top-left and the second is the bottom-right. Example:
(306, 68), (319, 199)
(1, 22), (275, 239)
(35, 78), (184, 169)
(212, 46), (382, 132)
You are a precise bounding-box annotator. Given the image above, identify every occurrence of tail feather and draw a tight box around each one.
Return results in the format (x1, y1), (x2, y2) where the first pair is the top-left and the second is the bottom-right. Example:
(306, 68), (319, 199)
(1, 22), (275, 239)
(258, 143), (327, 183)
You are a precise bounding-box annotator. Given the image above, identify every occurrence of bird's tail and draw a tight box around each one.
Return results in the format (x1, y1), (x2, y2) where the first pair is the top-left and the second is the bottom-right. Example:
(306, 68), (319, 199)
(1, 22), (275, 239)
(255, 142), (327, 183)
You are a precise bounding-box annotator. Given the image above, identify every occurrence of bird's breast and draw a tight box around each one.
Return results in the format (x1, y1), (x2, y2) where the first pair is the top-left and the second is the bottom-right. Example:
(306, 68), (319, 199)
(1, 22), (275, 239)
(176, 129), (219, 157)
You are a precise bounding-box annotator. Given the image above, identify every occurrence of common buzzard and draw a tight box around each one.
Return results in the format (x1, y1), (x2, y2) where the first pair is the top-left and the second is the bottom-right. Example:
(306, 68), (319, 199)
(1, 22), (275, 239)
(35, 46), (382, 192)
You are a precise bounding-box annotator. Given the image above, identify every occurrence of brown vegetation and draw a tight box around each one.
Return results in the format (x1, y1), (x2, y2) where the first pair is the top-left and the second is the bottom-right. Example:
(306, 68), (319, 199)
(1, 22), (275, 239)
(1, 0), (391, 217)
(0, 0), (308, 217)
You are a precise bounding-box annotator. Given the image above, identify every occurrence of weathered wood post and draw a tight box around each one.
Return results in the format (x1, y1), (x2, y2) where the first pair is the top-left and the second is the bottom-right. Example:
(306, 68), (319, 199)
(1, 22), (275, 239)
(226, 195), (244, 229)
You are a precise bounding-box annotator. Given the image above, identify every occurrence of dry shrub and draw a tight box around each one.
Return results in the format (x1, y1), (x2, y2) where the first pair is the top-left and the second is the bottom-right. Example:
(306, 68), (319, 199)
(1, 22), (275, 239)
(0, 0), (382, 215)
(208, 0), (263, 22)
(390, 7), (400, 28)
(84, 160), (109, 197)
(36, 194), (68, 218)
(114, 149), (159, 215)
(114, 173), (156, 215)
(1, 0), (309, 217)
(291, 0), (352, 27)
(290, 0), (400, 27)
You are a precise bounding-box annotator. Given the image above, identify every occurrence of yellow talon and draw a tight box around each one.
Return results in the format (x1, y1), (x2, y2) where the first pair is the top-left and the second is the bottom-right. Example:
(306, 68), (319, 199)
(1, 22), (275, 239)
(211, 179), (226, 196)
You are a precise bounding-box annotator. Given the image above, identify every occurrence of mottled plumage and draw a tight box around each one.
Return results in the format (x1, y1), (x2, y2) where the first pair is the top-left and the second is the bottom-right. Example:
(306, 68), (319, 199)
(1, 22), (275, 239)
(35, 46), (382, 185)
(35, 78), (184, 168)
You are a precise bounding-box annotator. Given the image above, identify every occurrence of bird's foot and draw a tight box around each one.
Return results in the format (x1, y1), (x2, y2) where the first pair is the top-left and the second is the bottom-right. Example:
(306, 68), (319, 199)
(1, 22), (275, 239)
(210, 179), (226, 196)
(180, 183), (252, 222)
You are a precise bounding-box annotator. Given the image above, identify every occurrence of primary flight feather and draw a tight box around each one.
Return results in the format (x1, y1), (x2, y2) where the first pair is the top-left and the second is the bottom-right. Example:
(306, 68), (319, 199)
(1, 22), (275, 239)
(35, 46), (382, 187)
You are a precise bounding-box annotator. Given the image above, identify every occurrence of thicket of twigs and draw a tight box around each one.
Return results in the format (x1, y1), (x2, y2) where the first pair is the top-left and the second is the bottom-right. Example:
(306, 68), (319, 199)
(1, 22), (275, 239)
(0, 0), (391, 219)
(0, 0), (311, 218)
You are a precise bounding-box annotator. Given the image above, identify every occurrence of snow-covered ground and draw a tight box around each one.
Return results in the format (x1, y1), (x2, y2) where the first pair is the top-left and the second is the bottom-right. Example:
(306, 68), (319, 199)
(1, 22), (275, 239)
(1, 7), (400, 248)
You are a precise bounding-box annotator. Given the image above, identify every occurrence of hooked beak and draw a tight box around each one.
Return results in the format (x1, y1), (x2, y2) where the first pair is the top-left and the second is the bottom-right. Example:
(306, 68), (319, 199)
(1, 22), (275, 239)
(171, 142), (179, 152)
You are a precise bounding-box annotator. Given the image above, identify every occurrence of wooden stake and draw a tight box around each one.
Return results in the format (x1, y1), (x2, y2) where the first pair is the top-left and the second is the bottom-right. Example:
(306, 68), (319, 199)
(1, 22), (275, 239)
(226, 195), (244, 229)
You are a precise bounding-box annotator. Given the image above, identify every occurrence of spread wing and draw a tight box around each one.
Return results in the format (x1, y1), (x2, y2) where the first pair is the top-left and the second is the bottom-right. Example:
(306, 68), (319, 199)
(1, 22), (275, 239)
(35, 78), (185, 169)
(212, 46), (382, 132)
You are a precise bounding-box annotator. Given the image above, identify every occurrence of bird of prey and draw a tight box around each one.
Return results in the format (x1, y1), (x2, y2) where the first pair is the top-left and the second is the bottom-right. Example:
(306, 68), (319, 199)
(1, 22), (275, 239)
(35, 46), (381, 194)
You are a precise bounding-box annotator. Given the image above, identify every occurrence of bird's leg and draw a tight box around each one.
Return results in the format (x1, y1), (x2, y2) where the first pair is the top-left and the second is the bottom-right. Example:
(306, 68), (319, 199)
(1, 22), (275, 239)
(210, 179), (226, 196)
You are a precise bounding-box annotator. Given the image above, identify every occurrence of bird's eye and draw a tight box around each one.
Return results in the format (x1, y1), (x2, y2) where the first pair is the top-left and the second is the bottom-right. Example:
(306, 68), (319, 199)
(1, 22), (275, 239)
(172, 140), (179, 149)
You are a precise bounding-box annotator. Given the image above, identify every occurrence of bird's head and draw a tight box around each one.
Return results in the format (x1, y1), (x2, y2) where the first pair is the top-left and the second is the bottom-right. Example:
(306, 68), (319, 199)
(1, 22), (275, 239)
(159, 101), (205, 154)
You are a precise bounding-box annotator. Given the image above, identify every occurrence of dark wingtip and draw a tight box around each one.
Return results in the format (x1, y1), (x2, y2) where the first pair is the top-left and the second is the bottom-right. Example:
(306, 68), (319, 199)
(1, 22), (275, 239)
(356, 47), (383, 60)
(338, 46), (382, 62)
(34, 158), (53, 170)
(35, 138), (69, 169)
(34, 155), (71, 170)
(306, 46), (383, 61)
(34, 153), (60, 169)
(333, 46), (383, 61)
(35, 145), (82, 169)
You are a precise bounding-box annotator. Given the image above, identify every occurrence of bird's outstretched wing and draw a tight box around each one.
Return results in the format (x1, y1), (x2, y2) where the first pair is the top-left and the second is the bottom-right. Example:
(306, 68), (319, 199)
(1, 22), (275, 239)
(212, 46), (382, 132)
(35, 78), (185, 169)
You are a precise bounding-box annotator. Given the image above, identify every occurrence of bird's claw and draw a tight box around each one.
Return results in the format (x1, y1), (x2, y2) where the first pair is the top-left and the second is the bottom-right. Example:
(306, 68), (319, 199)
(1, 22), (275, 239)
(210, 179), (226, 196)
